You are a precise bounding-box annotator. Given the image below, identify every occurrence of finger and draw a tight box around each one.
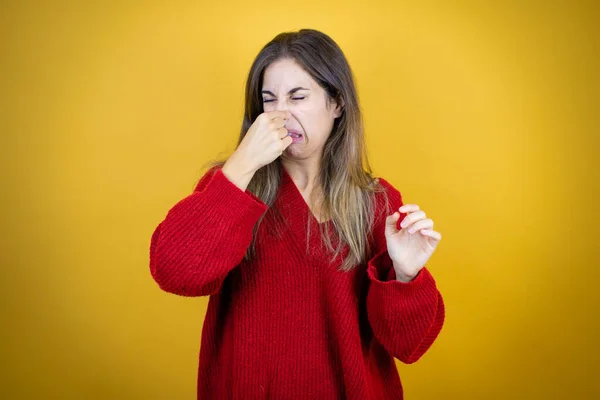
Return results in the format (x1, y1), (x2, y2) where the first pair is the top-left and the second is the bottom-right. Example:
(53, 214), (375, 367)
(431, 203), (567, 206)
(277, 127), (289, 139)
(281, 135), (293, 149)
(271, 116), (287, 128)
(385, 212), (401, 236)
(269, 110), (291, 121)
(399, 204), (419, 213)
(419, 229), (442, 241)
(407, 218), (433, 234)
(399, 210), (426, 229)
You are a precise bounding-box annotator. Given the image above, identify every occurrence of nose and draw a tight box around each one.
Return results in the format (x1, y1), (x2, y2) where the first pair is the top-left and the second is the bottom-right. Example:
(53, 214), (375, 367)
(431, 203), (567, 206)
(274, 99), (290, 112)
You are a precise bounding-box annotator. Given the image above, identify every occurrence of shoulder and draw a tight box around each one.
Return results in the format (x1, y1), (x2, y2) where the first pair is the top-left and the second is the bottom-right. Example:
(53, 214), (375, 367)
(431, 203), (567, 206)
(193, 164), (223, 192)
(374, 176), (402, 198)
(371, 176), (403, 216)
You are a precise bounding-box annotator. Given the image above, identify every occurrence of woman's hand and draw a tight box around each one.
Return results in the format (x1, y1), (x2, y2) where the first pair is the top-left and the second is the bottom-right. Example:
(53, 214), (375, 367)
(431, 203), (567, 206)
(385, 204), (442, 282)
(222, 110), (294, 190)
(233, 110), (294, 170)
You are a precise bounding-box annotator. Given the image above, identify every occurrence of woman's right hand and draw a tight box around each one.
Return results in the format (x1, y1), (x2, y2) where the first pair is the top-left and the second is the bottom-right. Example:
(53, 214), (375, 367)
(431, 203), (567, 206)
(222, 110), (293, 191)
(237, 110), (293, 171)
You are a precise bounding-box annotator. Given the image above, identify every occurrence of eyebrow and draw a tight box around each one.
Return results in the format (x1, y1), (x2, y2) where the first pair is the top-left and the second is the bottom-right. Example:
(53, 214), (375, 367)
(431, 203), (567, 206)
(261, 87), (310, 96)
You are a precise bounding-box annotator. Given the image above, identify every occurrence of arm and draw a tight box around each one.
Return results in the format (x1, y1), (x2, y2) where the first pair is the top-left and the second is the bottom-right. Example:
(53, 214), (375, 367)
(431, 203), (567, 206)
(365, 178), (445, 363)
(149, 166), (267, 297)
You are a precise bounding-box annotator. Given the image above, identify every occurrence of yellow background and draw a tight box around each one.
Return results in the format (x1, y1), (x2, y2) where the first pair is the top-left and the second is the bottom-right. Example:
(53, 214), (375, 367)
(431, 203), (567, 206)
(2, 1), (598, 399)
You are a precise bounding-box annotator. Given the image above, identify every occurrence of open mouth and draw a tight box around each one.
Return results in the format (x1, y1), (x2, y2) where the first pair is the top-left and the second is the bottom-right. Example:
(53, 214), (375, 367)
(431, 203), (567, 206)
(287, 129), (304, 143)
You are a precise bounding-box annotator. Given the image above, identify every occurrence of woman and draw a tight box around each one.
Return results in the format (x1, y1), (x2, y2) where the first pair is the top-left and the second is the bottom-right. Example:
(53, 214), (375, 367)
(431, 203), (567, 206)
(150, 28), (444, 399)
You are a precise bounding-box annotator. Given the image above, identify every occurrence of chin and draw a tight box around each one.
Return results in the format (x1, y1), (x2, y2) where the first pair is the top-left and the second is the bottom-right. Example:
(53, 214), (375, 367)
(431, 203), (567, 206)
(283, 145), (307, 158)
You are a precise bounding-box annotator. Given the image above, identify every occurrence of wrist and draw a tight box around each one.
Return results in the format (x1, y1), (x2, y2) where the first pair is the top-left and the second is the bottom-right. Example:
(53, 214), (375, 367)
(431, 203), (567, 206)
(395, 273), (415, 283)
(392, 262), (417, 283)
(222, 153), (257, 191)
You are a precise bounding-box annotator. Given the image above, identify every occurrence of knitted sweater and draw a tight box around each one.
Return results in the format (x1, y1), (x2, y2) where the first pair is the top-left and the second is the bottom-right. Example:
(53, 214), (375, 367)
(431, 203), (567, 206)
(149, 166), (445, 399)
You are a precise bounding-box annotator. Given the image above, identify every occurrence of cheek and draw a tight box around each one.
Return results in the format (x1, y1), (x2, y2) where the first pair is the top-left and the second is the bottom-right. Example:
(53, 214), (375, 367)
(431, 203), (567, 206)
(309, 109), (335, 131)
(296, 107), (333, 137)
(296, 102), (326, 122)
(291, 109), (314, 134)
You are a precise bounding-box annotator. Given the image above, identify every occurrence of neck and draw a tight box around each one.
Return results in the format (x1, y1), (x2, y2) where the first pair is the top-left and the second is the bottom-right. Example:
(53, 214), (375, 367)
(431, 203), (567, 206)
(281, 158), (321, 192)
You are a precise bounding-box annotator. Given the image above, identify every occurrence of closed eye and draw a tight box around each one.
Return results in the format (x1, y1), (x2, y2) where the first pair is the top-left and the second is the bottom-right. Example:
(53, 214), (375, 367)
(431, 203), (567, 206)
(263, 97), (305, 103)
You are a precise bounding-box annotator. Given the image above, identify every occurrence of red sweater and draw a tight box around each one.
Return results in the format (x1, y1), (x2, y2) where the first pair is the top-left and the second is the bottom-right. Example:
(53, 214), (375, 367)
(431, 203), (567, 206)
(149, 166), (445, 399)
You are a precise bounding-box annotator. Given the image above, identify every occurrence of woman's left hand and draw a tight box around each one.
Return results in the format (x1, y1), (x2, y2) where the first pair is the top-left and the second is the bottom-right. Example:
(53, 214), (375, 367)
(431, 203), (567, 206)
(385, 204), (442, 282)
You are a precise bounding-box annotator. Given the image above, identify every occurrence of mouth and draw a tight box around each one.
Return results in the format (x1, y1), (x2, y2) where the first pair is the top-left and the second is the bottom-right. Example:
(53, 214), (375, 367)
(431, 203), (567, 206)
(287, 129), (304, 143)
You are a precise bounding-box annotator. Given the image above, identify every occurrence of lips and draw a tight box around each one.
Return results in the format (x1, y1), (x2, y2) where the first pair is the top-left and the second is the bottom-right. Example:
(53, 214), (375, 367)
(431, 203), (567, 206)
(287, 129), (303, 138)
(286, 129), (304, 144)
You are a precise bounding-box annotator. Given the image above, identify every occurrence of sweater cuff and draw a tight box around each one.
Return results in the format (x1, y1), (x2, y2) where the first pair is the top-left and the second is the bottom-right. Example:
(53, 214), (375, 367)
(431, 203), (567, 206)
(367, 249), (433, 291)
(197, 168), (268, 223)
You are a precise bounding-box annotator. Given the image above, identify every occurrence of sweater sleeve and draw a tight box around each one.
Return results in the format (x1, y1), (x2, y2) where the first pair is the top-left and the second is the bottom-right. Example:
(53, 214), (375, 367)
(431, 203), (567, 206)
(149, 167), (268, 297)
(365, 178), (445, 364)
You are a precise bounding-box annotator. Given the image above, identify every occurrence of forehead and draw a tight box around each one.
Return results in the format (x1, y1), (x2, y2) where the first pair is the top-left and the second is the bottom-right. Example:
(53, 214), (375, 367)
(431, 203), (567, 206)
(262, 58), (315, 89)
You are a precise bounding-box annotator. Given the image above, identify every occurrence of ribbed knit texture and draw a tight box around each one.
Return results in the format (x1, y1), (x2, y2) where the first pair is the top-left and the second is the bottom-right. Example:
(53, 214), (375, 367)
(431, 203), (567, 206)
(149, 166), (445, 399)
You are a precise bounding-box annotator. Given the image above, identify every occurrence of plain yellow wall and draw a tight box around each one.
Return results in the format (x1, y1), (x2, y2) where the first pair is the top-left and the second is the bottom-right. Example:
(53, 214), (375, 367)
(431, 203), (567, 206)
(2, 1), (598, 399)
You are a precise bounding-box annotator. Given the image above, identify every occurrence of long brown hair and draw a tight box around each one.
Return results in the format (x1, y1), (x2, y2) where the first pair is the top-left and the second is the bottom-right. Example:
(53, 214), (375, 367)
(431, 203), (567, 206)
(205, 29), (387, 271)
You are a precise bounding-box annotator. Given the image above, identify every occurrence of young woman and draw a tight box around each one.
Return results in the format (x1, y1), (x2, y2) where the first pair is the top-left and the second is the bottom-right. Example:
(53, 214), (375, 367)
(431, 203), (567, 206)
(150, 28), (445, 399)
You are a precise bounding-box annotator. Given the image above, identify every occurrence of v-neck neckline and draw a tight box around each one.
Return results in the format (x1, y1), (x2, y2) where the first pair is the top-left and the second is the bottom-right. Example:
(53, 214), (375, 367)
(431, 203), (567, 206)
(281, 165), (332, 227)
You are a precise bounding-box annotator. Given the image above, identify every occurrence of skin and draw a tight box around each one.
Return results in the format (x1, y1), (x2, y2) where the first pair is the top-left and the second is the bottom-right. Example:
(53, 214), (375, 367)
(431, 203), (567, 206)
(386, 205), (442, 282)
(222, 57), (442, 282)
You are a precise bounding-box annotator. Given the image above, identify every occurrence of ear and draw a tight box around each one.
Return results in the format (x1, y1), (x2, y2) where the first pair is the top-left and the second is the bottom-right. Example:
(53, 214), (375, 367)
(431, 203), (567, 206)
(333, 97), (345, 118)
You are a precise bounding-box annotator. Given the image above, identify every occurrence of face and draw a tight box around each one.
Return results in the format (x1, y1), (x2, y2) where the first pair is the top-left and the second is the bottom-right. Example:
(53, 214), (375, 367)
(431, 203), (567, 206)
(261, 58), (343, 161)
